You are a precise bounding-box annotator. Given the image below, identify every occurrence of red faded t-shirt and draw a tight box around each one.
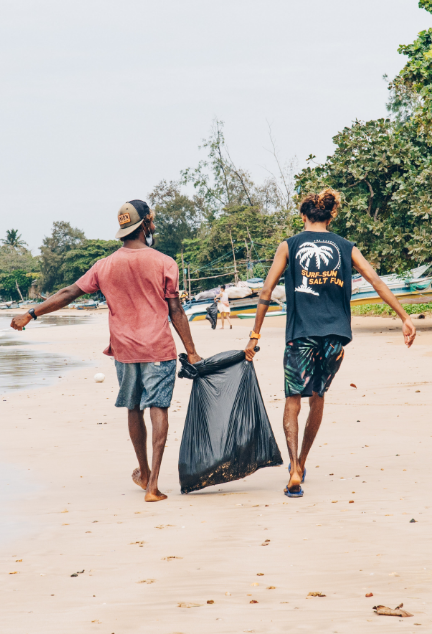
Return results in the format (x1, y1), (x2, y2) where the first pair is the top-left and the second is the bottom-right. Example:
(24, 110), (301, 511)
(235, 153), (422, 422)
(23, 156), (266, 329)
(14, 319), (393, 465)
(76, 247), (179, 363)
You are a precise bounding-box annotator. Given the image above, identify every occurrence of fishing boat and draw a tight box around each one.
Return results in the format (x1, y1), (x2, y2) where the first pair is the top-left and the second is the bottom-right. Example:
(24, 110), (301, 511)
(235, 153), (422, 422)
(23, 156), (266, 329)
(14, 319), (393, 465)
(351, 263), (432, 306)
(183, 279), (284, 321)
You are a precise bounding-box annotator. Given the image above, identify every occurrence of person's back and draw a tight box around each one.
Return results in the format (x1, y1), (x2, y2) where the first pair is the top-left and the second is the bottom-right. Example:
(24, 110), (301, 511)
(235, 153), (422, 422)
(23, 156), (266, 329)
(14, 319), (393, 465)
(284, 230), (354, 347)
(11, 199), (201, 503)
(243, 187), (416, 499)
(78, 246), (178, 362)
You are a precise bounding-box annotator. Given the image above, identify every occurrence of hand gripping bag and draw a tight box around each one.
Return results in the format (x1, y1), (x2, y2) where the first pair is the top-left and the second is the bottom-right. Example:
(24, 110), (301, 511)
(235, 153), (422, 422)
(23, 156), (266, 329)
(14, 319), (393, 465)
(178, 350), (283, 493)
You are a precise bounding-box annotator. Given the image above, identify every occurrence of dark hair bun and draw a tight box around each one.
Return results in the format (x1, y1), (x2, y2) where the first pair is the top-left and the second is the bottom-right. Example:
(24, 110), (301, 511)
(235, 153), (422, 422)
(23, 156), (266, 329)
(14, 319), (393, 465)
(299, 188), (341, 223)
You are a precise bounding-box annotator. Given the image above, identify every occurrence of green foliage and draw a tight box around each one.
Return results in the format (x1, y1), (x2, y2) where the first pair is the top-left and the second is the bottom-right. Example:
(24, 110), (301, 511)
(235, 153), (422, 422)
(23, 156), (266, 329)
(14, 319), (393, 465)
(419, 0), (432, 12)
(148, 180), (201, 260)
(0, 269), (33, 301)
(1, 229), (27, 248)
(62, 239), (121, 285)
(181, 205), (294, 290)
(0, 245), (40, 274)
(352, 302), (432, 316)
(0, 243), (40, 300)
(296, 115), (432, 273)
(40, 222), (85, 292)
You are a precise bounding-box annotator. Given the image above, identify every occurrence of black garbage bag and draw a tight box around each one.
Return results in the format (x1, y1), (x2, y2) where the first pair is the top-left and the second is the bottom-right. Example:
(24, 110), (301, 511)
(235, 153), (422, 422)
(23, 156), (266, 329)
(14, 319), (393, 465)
(205, 301), (218, 330)
(178, 350), (283, 493)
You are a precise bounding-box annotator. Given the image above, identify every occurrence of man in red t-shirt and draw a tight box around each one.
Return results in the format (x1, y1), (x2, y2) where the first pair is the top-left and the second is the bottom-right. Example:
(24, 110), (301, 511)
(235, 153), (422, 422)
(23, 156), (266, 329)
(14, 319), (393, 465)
(11, 200), (201, 502)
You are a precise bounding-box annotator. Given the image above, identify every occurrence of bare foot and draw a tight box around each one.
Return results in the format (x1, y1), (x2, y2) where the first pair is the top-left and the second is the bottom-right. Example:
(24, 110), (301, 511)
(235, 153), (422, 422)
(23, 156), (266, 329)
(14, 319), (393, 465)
(145, 489), (168, 502)
(132, 467), (150, 490)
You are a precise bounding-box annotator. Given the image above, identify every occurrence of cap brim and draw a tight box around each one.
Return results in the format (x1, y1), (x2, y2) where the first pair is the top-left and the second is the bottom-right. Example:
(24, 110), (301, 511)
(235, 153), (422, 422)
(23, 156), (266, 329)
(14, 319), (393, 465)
(115, 219), (144, 239)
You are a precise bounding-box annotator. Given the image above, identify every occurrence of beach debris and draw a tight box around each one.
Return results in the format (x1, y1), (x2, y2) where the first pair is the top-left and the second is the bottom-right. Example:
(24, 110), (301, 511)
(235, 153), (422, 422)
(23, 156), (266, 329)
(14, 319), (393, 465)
(261, 539), (270, 546)
(349, 500), (355, 503)
(251, 583), (259, 586)
(155, 524), (175, 529)
(365, 593), (373, 597)
(257, 573), (264, 576)
(207, 600), (214, 604)
(350, 383), (357, 389)
(61, 509), (68, 514)
(15, 559), (22, 562)
(137, 579), (156, 584)
(410, 518), (417, 523)
(162, 556), (183, 561)
(71, 570), (84, 577)
(225, 592), (231, 596)
(332, 501), (338, 503)
(373, 603), (413, 617)
(267, 586), (276, 590)
(177, 602), (202, 608)
(91, 620), (102, 623)
(307, 592), (326, 598)
(250, 600), (258, 604)
(71, 573), (78, 577)
(94, 373), (105, 383)
(130, 541), (145, 546)
(389, 572), (400, 577)
(9, 571), (19, 575)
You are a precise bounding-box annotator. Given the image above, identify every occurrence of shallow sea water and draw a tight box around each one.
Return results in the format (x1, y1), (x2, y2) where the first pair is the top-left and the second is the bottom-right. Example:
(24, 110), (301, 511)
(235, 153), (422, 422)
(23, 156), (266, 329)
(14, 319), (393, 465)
(0, 314), (93, 394)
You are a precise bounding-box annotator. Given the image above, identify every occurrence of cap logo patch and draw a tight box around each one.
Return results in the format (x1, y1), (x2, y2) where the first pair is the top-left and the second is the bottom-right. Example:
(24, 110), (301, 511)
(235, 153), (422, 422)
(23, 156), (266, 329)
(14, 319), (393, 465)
(119, 212), (131, 225)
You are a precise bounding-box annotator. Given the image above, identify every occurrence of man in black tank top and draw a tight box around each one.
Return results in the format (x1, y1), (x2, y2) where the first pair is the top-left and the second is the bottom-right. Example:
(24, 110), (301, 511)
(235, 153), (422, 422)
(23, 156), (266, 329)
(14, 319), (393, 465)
(244, 189), (416, 498)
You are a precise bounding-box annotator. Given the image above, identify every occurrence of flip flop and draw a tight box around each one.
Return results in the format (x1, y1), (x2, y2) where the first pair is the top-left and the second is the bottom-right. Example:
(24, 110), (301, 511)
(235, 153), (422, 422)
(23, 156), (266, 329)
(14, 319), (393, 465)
(288, 464), (306, 483)
(284, 486), (304, 498)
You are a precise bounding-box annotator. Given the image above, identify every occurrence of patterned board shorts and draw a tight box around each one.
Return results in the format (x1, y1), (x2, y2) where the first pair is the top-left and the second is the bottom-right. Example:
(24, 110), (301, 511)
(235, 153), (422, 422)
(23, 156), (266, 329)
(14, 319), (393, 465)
(114, 360), (176, 410)
(284, 336), (345, 398)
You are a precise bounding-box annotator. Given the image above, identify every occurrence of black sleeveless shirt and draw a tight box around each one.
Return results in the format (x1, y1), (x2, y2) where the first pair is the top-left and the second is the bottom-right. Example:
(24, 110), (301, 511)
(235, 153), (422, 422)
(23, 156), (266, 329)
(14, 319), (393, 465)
(284, 231), (355, 346)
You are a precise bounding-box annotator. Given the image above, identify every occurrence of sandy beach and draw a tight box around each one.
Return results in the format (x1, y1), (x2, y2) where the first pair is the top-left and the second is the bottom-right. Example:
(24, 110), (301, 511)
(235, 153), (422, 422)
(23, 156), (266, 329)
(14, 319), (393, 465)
(1, 310), (431, 633)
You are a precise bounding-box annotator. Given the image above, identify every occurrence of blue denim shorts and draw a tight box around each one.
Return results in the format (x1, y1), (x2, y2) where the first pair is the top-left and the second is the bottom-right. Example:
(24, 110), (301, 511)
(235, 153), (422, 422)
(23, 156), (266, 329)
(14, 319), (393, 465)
(114, 360), (176, 410)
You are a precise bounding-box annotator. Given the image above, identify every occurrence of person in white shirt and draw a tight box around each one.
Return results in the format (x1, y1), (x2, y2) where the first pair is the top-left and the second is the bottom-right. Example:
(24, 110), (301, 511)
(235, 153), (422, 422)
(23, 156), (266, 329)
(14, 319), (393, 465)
(215, 284), (232, 330)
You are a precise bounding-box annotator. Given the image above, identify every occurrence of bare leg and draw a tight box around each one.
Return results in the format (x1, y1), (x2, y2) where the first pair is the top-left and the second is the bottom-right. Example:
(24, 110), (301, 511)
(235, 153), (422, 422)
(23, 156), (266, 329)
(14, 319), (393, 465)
(298, 392), (325, 472)
(128, 406), (150, 489)
(226, 313), (232, 328)
(220, 312), (225, 329)
(145, 406), (169, 502)
(282, 395), (302, 492)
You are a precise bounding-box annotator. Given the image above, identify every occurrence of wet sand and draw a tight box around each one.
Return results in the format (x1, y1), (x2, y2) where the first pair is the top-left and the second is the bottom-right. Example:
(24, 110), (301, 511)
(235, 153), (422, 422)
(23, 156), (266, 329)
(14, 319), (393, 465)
(1, 310), (431, 632)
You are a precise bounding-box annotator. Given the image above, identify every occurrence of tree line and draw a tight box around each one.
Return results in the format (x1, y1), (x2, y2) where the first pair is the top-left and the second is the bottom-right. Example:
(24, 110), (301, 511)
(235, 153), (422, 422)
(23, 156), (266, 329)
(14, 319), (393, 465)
(2, 0), (432, 301)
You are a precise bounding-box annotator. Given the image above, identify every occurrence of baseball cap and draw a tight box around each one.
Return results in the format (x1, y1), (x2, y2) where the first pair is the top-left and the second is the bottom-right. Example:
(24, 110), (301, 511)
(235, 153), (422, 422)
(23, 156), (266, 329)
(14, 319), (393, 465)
(115, 199), (151, 239)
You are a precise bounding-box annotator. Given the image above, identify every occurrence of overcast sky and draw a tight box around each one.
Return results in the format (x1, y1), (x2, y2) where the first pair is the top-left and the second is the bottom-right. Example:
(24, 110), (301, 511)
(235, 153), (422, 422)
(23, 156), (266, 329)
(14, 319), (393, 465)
(1, 0), (430, 252)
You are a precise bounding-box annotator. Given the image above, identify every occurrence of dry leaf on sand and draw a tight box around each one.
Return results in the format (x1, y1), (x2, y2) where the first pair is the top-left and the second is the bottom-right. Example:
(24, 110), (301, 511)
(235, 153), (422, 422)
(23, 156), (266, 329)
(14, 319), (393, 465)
(207, 600), (214, 604)
(350, 383), (357, 388)
(307, 592), (326, 598)
(9, 571), (19, 575)
(250, 600), (258, 604)
(373, 603), (413, 617)
(177, 602), (202, 608)
(267, 586), (276, 589)
(257, 573), (264, 576)
(365, 593), (373, 597)
(137, 579), (156, 584)
(162, 556), (183, 561)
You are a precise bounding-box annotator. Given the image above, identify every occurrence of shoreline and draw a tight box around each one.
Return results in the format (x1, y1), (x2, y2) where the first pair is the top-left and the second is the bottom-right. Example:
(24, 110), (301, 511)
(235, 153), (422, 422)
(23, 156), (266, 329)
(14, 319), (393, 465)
(1, 314), (432, 632)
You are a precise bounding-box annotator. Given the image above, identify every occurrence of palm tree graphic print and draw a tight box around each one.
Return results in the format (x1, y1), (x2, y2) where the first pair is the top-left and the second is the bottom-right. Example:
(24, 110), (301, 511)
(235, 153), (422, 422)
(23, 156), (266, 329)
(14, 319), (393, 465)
(295, 240), (341, 296)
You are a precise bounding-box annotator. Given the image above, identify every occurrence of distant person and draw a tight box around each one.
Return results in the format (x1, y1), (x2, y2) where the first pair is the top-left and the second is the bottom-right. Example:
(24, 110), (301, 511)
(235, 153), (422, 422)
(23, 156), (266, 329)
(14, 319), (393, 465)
(11, 200), (201, 502)
(244, 189), (416, 498)
(215, 284), (232, 329)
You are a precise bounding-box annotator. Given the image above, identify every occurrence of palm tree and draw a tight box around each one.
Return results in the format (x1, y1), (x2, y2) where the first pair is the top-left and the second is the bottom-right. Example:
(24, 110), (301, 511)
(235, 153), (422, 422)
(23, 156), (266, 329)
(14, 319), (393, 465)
(295, 242), (334, 295)
(1, 229), (27, 248)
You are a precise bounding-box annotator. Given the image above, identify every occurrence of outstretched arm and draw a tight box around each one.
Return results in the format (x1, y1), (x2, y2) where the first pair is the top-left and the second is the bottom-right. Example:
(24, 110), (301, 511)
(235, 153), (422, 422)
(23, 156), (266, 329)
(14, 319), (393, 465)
(352, 247), (416, 348)
(244, 241), (289, 361)
(10, 283), (86, 331)
(167, 297), (202, 364)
